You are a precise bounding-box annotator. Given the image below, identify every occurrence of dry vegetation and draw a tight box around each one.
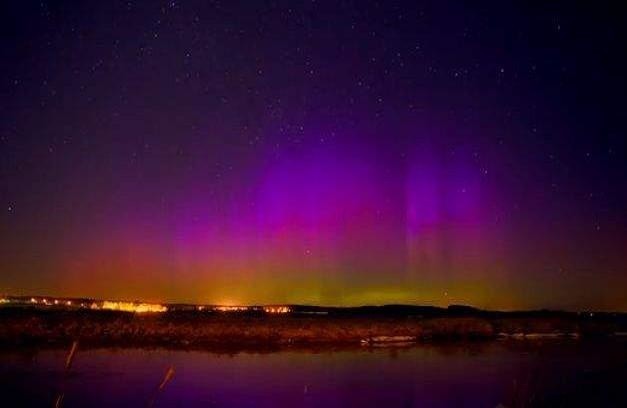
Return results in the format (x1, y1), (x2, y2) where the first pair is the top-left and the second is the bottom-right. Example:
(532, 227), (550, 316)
(0, 308), (623, 350)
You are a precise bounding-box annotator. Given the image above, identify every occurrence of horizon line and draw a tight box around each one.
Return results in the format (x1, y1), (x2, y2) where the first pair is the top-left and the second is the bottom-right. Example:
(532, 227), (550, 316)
(1, 294), (625, 314)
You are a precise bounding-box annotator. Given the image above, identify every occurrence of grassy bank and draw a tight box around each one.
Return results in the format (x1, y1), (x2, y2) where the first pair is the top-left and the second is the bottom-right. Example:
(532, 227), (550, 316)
(1, 308), (625, 350)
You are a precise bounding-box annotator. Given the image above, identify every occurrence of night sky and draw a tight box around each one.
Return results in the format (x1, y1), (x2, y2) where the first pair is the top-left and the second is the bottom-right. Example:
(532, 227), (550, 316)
(1, 1), (626, 310)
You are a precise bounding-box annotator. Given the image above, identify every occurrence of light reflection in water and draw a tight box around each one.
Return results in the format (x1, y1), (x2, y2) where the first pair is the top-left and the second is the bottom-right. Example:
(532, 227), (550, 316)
(0, 341), (626, 407)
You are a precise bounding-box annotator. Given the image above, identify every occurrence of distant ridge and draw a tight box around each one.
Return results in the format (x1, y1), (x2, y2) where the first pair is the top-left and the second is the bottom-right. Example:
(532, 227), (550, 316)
(2, 295), (626, 317)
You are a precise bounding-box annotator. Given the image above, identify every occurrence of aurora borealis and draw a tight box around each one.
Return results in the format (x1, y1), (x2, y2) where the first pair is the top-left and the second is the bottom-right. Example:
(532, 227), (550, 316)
(1, 1), (626, 310)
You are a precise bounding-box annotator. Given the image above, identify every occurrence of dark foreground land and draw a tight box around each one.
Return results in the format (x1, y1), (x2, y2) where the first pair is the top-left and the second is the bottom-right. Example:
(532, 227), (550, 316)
(1, 305), (626, 350)
(2, 306), (627, 406)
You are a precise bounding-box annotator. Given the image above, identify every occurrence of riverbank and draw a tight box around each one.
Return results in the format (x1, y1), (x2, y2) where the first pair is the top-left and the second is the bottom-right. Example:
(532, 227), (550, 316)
(1, 308), (625, 350)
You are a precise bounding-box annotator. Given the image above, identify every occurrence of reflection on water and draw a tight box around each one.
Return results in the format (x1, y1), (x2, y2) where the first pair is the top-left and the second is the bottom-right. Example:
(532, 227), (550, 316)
(1, 340), (626, 407)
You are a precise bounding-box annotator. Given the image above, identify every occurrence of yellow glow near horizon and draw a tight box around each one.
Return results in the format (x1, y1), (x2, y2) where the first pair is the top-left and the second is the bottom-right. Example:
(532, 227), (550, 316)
(215, 305), (249, 312)
(264, 305), (291, 314)
(100, 300), (167, 313)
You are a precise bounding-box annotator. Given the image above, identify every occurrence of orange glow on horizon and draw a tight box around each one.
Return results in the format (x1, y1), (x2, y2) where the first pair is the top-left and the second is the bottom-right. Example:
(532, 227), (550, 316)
(264, 305), (291, 314)
(97, 301), (167, 313)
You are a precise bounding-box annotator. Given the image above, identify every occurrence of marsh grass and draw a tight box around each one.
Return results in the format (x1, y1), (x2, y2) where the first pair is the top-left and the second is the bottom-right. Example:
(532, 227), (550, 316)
(0, 309), (622, 350)
(147, 365), (175, 407)
(54, 340), (79, 407)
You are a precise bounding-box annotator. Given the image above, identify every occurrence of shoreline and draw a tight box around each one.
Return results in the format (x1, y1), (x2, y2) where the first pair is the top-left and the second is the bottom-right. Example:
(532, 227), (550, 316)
(1, 308), (625, 351)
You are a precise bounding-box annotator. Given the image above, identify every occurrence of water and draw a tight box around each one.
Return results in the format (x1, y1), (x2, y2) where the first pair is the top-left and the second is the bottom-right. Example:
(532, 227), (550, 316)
(1, 340), (625, 407)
